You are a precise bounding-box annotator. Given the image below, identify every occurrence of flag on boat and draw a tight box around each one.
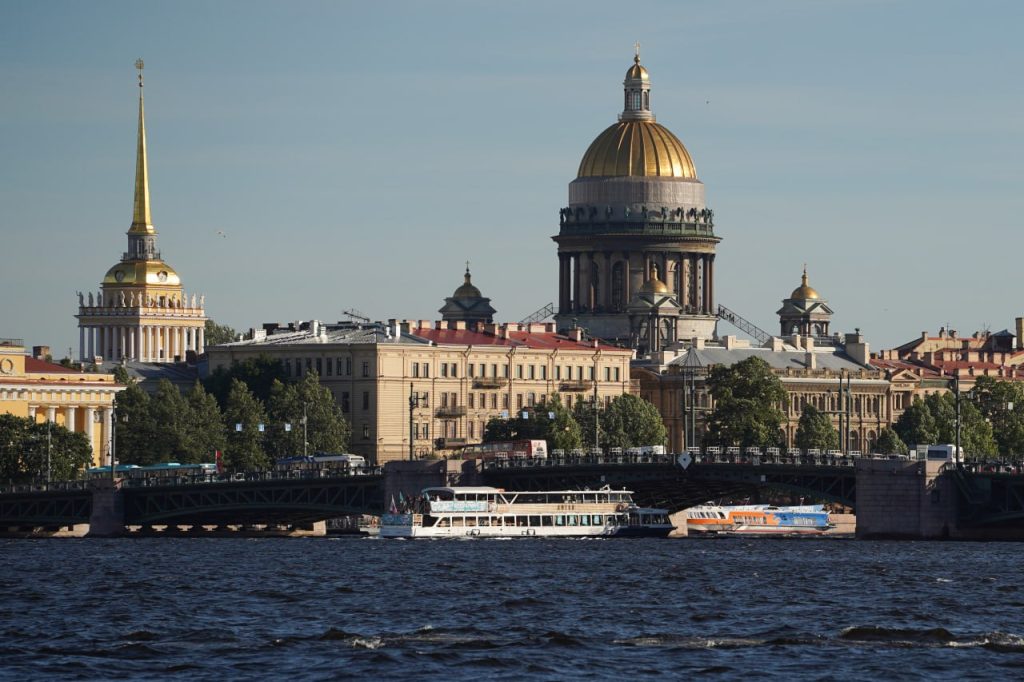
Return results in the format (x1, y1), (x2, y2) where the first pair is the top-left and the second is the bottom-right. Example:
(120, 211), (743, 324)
(389, 495), (398, 514)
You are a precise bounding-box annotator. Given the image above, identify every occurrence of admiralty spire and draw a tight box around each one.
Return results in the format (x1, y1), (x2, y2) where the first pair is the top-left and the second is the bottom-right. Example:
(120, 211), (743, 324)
(76, 60), (207, 364)
(554, 49), (720, 345)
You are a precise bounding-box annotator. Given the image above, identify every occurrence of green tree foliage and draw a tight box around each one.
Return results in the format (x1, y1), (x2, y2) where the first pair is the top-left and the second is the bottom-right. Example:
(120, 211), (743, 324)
(794, 404), (839, 451)
(265, 373), (351, 457)
(571, 399), (600, 448)
(114, 381), (160, 465)
(222, 379), (269, 472)
(0, 414), (92, 482)
(149, 379), (191, 462)
(181, 381), (227, 463)
(895, 393), (998, 460)
(601, 394), (668, 450)
(705, 357), (786, 448)
(875, 427), (908, 455)
(204, 319), (237, 347)
(203, 354), (287, 408)
(893, 397), (938, 447)
(970, 376), (1024, 456)
(112, 364), (131, 385)
(483, 395), (583, 452)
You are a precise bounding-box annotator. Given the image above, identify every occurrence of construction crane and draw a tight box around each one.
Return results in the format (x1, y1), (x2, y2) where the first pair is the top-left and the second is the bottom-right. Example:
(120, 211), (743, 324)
(520, 302), (555, 325)
(343, 308), (370, 324)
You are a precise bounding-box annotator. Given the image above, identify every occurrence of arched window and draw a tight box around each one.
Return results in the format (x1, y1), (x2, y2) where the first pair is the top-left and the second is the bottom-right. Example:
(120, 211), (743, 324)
(643, 91), (649, 110)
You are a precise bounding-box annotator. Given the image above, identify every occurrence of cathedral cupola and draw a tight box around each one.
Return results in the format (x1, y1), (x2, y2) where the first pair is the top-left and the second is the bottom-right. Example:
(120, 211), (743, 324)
(777, 266), (833, 339)
(439, 264), (496, 326)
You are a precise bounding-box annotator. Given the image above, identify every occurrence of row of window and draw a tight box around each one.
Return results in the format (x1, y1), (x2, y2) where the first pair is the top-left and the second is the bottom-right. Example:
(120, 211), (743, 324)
(284, 357), (370, 379)
(435, 514), (614, 528)
(411, 362), (622, 382)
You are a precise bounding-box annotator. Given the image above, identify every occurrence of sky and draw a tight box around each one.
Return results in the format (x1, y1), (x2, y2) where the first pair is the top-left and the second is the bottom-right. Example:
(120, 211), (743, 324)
(2, 0), (1023, 356)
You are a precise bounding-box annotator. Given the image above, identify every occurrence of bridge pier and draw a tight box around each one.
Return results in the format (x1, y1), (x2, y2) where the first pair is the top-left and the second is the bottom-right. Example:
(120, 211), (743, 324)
(855, 460), (955, 540)
(384, 459), (479, 504)
(86, 479), (126, 537)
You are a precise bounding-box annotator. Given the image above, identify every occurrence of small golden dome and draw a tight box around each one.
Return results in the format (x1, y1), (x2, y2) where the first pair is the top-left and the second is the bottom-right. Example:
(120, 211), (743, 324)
(103, 260), (181, 287)
(641, 265), (670, 294)
(626, 55), (649, 81)
(790, 266), (820, 300)
(578, 120), (697, 178)
(453, 267), (482, 299)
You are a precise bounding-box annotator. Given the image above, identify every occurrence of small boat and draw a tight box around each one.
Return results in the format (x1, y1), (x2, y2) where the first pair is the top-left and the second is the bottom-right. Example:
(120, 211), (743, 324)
(380, 486), (674, 539)
(685, 504), (833, 535)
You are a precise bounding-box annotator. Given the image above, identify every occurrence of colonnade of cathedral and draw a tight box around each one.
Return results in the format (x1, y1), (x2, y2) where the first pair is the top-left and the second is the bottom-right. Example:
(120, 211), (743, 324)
(79, 323), (204, 362)
(557, 249), (715, 315)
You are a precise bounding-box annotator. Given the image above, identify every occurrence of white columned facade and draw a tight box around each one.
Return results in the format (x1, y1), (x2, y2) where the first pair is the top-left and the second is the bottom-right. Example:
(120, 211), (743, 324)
(83, 405), (95, 458)
(198, 326), (205, 354)
(101, 407), (113, 466)
(119, 327), (127, 360)
(79, 327), (86, 362)
(46, 406), (57, 422)
(27, 405), (37, 421)
(87, 327), (95, 359)
(177, 327), (185, 360)
(145, 326), (153, 362)
(65, 405), (77, 431)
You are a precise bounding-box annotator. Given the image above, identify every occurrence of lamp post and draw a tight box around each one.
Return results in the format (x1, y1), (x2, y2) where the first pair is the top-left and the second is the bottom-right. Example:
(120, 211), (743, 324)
(302, 401), (309, 458)
(46, 420), (51, 487)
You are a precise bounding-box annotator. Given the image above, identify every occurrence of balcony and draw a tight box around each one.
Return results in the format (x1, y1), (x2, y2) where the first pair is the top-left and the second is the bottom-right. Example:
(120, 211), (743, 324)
(559, 380), (593, 392)
(435, 437), (467, 449)
(472, 377), (508, 389)
(435, 405), (468, 418)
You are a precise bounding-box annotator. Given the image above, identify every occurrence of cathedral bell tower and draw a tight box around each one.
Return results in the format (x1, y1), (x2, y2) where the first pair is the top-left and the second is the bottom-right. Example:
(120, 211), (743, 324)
(75, 60), (207, 364)
(553, 48), (720, 345)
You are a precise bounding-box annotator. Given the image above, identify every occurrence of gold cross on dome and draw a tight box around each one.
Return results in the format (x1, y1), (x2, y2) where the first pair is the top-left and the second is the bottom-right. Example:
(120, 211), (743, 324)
(634, 41), (641, 61)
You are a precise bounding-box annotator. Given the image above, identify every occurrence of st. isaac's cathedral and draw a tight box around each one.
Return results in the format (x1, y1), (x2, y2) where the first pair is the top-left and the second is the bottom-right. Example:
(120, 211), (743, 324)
(554, 50), (719, 351)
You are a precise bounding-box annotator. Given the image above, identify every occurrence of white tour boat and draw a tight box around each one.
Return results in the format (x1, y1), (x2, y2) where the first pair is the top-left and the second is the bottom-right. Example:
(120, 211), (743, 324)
(380, 486), (674, 539)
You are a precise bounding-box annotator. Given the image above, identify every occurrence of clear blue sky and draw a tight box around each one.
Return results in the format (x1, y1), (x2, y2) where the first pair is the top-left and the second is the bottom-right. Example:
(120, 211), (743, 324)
(3, 0), (1023, 355)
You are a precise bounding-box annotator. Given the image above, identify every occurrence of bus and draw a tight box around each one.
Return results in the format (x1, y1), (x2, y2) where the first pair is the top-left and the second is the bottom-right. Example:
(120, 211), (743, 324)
(459, 440), (548, 461)
(274, 454), (368, 475)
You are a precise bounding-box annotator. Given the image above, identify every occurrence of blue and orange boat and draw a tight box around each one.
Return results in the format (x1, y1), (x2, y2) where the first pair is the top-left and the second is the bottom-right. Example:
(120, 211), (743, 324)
(685, 504), (833, 535)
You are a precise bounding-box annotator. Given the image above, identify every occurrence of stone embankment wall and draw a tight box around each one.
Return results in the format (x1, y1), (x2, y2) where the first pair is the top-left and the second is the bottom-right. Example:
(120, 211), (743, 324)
(855, 460), (955, 540)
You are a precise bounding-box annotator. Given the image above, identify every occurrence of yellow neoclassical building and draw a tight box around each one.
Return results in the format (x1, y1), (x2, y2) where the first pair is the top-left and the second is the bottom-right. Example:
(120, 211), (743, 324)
(76, 60), (206, 364)
(0, 340), (123, 466)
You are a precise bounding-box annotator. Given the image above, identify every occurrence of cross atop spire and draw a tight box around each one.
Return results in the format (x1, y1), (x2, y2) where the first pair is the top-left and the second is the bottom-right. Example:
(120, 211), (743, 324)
(634, 41), (641, 62)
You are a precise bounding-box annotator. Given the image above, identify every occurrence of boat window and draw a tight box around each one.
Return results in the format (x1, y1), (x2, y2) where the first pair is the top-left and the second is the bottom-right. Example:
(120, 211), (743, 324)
(466, 517), (477, 527)
(479, 517), (490, 527)
(452, 517), (465, 527)
(568, 515), (578, 526)
(555, 515), (564, 526)
(580, 515), (590, 526)
(542, 516), (553, 526)
(437, 518), (450, 527)
(529, 515), (541, 526)
(593, 515), (603, 525)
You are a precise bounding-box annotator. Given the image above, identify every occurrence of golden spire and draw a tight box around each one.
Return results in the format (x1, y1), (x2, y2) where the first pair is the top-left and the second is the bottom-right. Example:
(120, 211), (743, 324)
(129, 58), (154, 235)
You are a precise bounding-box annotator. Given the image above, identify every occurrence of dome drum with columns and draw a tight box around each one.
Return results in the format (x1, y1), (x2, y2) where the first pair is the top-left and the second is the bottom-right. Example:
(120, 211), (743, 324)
(554, 51), (720, 344)
(76, 60), (207, 364)
(777, 267), (833, 340)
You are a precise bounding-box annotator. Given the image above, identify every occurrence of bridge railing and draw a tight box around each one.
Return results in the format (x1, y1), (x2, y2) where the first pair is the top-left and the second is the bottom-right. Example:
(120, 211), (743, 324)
(481, 453), (675, 470)
(478, 450), (904, 471)
(0, 480), (90, 495)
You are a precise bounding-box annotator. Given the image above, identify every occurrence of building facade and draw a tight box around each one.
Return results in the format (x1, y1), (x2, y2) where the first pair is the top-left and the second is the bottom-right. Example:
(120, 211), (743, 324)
(76, 60), (206, 364)
(207, 320), (634, 464)
(0, 340), (123, 466)
(553, 51), (719, 344)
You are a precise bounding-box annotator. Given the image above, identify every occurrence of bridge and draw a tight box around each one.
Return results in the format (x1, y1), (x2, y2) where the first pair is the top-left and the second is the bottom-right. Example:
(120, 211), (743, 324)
(2, 452), (1024, 539)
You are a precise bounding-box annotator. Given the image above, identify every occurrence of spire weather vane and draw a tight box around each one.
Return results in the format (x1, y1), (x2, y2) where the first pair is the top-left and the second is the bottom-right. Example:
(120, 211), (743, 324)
(135, 58), (144, 88)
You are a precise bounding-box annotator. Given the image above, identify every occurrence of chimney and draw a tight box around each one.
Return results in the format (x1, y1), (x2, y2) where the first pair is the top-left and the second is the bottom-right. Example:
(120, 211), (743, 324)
(567, 328), (583, 342)
(723, 335), (736, 350)
(805, 350), (816, 370)
(804, 336), (815, 351)
(771, 336), (784, 352)
(32, 345), (50, 360)
(1016, 317), (1024, 351)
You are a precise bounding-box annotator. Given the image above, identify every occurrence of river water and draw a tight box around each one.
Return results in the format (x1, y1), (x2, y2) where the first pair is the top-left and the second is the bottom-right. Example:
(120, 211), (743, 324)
(2, 537), (1023, 680)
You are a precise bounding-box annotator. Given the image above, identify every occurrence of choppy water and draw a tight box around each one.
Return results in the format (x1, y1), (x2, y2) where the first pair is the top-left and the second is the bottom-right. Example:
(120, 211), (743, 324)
(2, 537), (1024, 680)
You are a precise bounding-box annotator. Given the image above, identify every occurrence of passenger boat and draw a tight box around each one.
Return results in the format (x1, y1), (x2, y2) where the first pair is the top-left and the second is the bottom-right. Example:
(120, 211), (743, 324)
(684, 504), (833, 535)
(380, 486), (674, 539)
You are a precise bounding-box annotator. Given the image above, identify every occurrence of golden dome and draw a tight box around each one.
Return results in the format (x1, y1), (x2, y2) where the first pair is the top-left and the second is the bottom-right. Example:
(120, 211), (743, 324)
(103, 259), (181, 287)
(641, 265), (670, 294)
(577, 121), (697, 178)
(790, 266), (820, 300)
(453, 267), (482, 299)
(626, 55), (649, 81)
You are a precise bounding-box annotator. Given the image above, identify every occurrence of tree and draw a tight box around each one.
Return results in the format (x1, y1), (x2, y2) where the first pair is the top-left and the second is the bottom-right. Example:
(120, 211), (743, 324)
(181, 381), (226, 463)
(203, 354), (287, 408)
(875, 428), (908, 455)
(222, 379), (269, 472)
(543, 395), (582, 452)
(149, 379), (191, 462)
(0, 414), (92, 482)
(265, 373), (350, 457)
(481, 396), (582, 452)
(112, 364), (131, 385)
(204, 319), (237, 347)
(970, 376), (1024, 457)
(601, 394), (667, 450)
(705, 357), (786, 449)
(894, 397), (938, 448)
(794, 404), (839, 451)
(114, 381), (160, 465)
(572, 398), (600, 448)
